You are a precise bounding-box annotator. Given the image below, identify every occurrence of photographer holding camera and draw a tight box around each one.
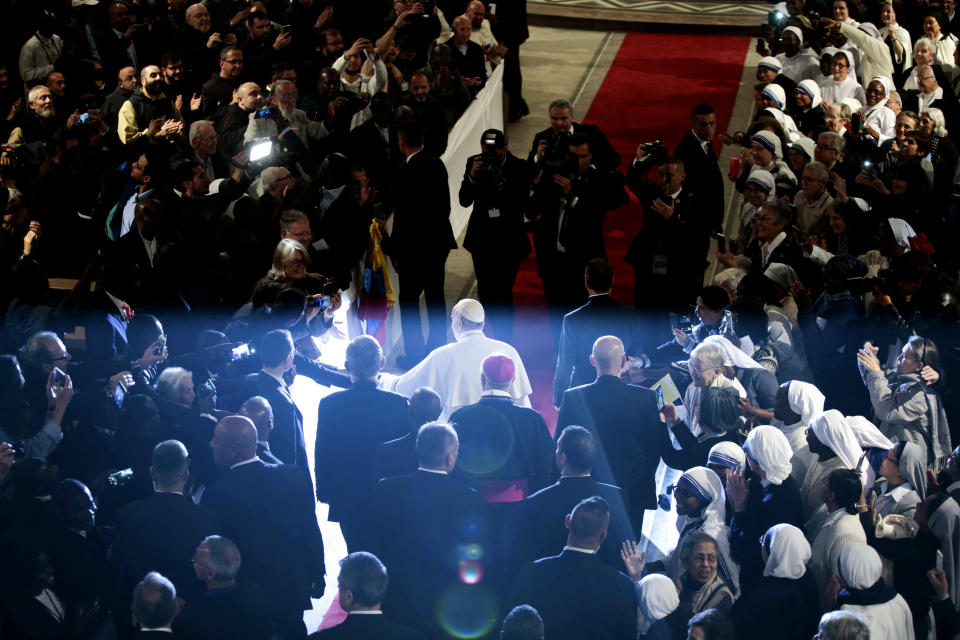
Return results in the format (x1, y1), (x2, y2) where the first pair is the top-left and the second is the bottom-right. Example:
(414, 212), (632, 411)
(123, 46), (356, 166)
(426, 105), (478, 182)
(626, 148), (708, 316)
(527, 99), (620, 175)
(528, 131), (627, 347)
(459, 129), (531, 342)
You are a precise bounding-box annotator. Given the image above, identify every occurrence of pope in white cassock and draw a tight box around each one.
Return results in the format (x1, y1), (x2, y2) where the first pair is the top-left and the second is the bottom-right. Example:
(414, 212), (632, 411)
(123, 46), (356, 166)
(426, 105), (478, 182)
(392, 299), (532, 420)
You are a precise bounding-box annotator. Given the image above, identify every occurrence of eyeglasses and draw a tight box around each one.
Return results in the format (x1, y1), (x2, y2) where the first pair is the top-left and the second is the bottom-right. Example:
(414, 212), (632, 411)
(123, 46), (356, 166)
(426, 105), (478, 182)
(224, 58), (243, 65)
(815, 144), (838, 152)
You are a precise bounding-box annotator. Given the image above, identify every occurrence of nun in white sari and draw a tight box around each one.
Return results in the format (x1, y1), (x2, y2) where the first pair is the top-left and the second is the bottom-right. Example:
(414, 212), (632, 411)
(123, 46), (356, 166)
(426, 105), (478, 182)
(664, 466), (740, 596)
(836, 544), (915, 640)
(862, 76), (897, 144)
(820, 50), (867, 105)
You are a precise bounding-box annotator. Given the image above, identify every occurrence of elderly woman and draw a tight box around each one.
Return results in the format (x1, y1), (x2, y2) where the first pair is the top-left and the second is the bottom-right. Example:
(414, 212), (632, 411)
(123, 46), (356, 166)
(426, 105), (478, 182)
(153, 366), (196, 439)
(728, 427), (802, 586)
(737, 170), (775, 247)
(810, 468), (867, 608)
(858, 337), (950, 469)
(873, 441), (926, 524)
(671, 531), (735, 634)
(251, 238), (328, 300)
(659, 467), (740, 595)
(834, 544), (915, 640)
(731, 524), (820, 640)
(662, 386), (743, 471)
(663, 343), (747, 436)
(820, 51), (866, 105)
(702, 335), (778, 426)
(917, 107), (958, 190)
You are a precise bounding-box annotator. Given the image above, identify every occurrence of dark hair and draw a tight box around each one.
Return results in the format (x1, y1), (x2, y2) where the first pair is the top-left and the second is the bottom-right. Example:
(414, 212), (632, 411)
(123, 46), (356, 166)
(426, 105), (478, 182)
(827, 468), (863, 514)
(826, 254), (867, 280)
(692, 104), (715, 117)
(567, 132), (591, 152)
(907, 336), (940, 374)
(259, 329), (293, 368)
(688, 608), (735, 640)
(416, 422), (458, 468)
(174, 160), (201, 187)
(126, 314), (163, 359)
(699, 286), (729, 312)
(584, 259), (613, 292)
(699, 387), (740, 434)
(47, 128), (79, 155)
(219, 46), (243, 62)
(142, 148), (172, 187)
(501, 605), (544, 640)
(569, 496), (610, 539)
(557, 426), (595, 472)
(397, 120), (424, 148)
(271, 61), (295, 80)
(160, 50), (185, 68)
(338, 552), (388, 607)
(151, 440), (189, 486)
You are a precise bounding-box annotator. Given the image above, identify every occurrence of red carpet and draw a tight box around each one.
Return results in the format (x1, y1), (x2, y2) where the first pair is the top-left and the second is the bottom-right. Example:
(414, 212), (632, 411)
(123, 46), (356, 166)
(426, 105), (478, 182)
(512, 33), (750, 432)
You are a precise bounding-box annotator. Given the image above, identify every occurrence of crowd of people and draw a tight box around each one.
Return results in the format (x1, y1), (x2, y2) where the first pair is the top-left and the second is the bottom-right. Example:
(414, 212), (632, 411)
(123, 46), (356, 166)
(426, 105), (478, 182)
(2, 0), (960, 639)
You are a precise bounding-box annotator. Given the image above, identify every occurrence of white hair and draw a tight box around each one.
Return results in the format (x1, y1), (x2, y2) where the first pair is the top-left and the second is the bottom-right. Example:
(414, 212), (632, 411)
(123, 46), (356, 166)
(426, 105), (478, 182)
(188, 119), (215, 144)
(154, 367), (193, 405)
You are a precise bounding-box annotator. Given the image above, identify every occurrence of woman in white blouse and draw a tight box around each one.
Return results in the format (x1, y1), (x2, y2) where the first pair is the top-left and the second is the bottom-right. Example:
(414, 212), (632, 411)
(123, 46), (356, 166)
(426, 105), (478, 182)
(879, 3), (912, 74)
(820, 50), (866, 105)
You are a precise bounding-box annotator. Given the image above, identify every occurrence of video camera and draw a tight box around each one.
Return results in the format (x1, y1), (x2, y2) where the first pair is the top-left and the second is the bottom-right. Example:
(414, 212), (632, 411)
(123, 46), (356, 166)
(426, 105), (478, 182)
(635, 140), (669, 167)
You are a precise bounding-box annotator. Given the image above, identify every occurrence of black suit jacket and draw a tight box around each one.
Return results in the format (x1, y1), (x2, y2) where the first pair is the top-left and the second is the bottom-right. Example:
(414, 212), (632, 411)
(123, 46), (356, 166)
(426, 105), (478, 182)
(511, 550), (638, 640)
(112, 491), (216, 602)
(82, 290), (129, 367)
(459, 151), (532, 266)
(556, 376), (663, 516)
(347, 119), (398, 193)
(527, 122), (621, 174)
(314, 380), (410, 521)
(200, 460), (325, 614)
(449, 395), (554, 494)
(388, 152), (457, 266)
(256, 442), (282, 465)
(372, 433), (417, 482)
(553, 295), (645, 406)
(172, 583), (274, 640)
(442, 37), (487, 90)
(308, 614), (426, 640)
(371, 471), (489, 626)
(520, 476), (631, 570)
(244, 371), (308, 471)
(674, 130), (724, 232)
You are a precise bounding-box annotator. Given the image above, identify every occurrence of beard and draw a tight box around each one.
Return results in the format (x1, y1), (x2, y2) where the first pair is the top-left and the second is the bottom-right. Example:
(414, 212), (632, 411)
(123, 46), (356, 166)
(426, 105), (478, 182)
(36, 104), (55, 119)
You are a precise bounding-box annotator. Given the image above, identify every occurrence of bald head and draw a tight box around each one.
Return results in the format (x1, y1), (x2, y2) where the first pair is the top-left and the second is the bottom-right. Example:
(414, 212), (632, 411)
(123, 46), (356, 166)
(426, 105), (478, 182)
(239, 396), (273, 442)
(210, 415), (258, 466)
(409, 387), (443, 432)
(590, 336), (625, 375)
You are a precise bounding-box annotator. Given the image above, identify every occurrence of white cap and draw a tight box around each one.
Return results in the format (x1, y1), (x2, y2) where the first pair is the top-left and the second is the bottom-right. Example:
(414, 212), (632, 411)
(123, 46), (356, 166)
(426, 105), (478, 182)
(72, 0), (100, 6)
(452, 298), (484, 323)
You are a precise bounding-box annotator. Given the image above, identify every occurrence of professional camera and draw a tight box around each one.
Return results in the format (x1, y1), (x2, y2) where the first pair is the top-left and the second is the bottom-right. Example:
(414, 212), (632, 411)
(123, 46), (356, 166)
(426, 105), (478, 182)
(847, 269), (895, 296)
(539, 131), (578, 180)
(635, 140), (669, 167)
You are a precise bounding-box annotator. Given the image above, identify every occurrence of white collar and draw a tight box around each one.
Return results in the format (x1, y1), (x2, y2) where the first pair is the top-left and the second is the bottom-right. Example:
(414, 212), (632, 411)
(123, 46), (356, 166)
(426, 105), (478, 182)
(762, 231), (787, 255)
(563, 545), (598, 555)
(405, 149), (422, 163)
(348, 610), (383, 615)
(231, 456), (260, 469)
(139, 628), (173, 633)
(668, 187), (682, 199)
(417, 466), (448, 475)
(482, 389), (513, 398)
(456, 329), (485, 341)
(104, 290), (126, 315)
(882, 480), (914, 501)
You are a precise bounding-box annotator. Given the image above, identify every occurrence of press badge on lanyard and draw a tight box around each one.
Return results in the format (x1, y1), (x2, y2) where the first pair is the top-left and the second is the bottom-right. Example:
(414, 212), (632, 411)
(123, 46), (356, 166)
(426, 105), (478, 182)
(488, 207), (501, 218)
(652, 254), (668, 275)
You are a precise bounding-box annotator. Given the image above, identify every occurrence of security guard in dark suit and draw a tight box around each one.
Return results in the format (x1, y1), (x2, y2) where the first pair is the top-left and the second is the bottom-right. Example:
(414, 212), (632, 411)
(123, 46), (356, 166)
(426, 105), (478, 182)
(459, 129), (532, 342)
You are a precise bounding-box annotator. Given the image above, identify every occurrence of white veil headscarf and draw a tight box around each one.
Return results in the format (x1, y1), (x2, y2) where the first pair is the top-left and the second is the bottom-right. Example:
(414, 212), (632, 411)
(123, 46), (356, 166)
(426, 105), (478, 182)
(780, 381), (826, 454)
(810, 410), (869, 486)
(838, 543), (883, 589)
(638, 574), (680, 632)
(763, 523), (811, 579)
(671, 466), (740, 594)
(846, 415), (894, 451)
(887, 218), (916, 251)
(745, 425), (795, 485)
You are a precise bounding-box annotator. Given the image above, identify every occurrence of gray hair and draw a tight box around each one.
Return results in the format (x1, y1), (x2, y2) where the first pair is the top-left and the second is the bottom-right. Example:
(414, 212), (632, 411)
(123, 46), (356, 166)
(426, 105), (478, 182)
(345, 335), (383, 379)
(272, 78), (298, 97)
(19, 331), (62, 369)
(132, 572), (177, 629)
(679, 531), (718, 564)
(154, 367), (193, 404)
(818, 130), (846, 152)
(548, 98), (573, 114)
(188, 119), (215, 144)
(267, 238), (309, 281)
(691, 343), (726, 371)
(197, 535), (242, 581)
(261, 166), (289, 191)
(924, 108), (948, 136)
(279, 209), (310, 232)
(27, 85), (51, 104)
(804, 161), (829, 182)
(338, 552), (388, 607)
(817, 611), (870, 640)
(416, 422), (458, 469)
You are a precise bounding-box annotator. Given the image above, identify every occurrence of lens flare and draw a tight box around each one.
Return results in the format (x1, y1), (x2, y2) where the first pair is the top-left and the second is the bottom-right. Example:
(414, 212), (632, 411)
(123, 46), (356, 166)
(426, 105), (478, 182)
(436, 583), (498, 639)
(457, 560), (483, 584)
